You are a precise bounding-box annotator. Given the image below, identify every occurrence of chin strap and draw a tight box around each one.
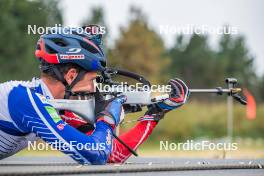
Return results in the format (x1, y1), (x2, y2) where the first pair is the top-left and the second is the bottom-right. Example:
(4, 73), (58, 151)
(64, 70), (87, 99)
(52, 66), (87, 99)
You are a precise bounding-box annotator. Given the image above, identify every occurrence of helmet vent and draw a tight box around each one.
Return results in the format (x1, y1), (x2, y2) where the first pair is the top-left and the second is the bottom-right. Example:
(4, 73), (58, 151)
(50, 38), (68, 47)
(45, 44), (57, 54)
(80, 41), (99, 54)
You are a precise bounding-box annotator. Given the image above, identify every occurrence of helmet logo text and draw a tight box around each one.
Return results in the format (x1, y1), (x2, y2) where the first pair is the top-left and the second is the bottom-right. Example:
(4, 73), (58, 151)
(60, 54), (85, 60)
(66, 48), (82, 54)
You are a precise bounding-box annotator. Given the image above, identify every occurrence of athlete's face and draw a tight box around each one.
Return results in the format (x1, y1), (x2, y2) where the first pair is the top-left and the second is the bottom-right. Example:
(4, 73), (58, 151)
(64, 69), (97, 96)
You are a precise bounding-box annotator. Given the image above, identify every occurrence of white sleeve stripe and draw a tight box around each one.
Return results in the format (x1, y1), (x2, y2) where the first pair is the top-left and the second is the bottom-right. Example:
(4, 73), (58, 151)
(26, 88), (90, 164)
(110, 153), (124, 162)
(27, 120), (47, 127)
(114, 150), (127, 158)
(109, 154), (117, 162)
(134, 121), (151, 150)
(111, 143), (127, 158)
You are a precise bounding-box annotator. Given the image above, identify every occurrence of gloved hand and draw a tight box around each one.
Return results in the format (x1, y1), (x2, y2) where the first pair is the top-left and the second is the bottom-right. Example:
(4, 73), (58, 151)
(95, 95), (127, 129)
(144, 78), (189, 121)
(158, 78), (189, 110)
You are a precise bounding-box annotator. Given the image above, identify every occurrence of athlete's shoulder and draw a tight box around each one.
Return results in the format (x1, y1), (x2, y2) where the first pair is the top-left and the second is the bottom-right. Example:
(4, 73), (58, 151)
(0, 78), (39, 89)
(9, 83), (50, 107)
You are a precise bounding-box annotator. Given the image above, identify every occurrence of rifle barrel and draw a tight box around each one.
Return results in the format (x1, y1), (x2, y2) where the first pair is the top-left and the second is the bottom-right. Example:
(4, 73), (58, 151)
(189, 88), (241, 94)
(190, 89), (230, 93)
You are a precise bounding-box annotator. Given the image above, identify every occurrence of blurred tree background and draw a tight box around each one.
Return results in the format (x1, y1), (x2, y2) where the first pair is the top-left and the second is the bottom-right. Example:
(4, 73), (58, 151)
(0, 0), (62, 81)
(0, 1), (263, 141)
(107, 7), (169, 84)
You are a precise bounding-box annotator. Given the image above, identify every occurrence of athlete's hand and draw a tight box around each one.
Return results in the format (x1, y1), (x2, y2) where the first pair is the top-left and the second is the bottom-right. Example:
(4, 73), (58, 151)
(143, 78), (189, 122)
(96, 95), (127, 129)
(158, 78), (189, 110)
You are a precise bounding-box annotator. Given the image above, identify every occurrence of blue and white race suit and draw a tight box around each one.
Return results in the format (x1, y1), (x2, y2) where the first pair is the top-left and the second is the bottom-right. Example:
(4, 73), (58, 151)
(0, 78), (113, 164)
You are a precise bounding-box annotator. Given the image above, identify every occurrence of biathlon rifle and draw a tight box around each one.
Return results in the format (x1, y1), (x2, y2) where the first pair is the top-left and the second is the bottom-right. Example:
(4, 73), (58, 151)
(48, 68), (247, 157)
(49, 68), (247, 124)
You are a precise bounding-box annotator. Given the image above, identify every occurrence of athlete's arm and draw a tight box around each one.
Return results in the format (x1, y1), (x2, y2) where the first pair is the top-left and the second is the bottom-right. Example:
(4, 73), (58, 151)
(108, 116), (157, 163)
(59, 109), (158, 163)
(8, 85), (114, 165)
(108, 78), (190, 163)
(59, 111), (158, 163)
